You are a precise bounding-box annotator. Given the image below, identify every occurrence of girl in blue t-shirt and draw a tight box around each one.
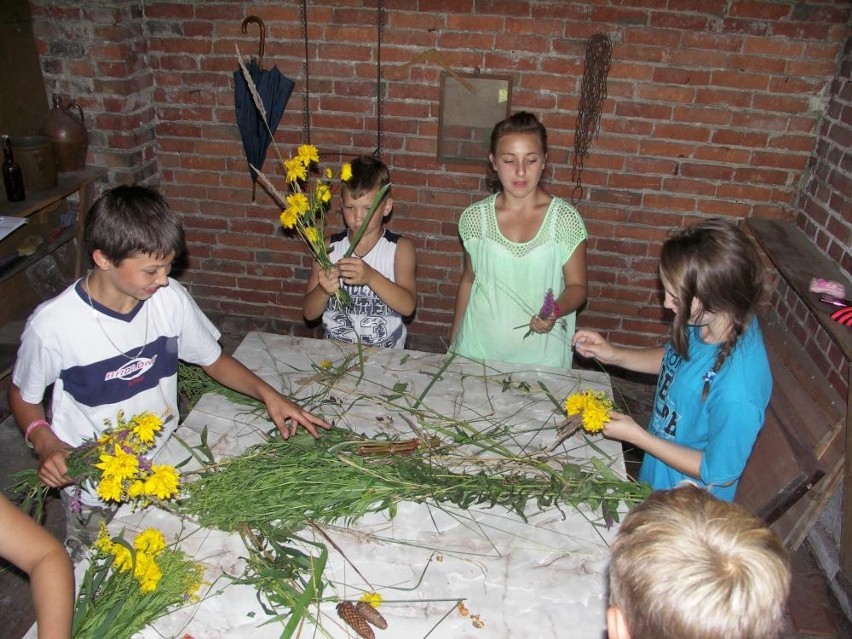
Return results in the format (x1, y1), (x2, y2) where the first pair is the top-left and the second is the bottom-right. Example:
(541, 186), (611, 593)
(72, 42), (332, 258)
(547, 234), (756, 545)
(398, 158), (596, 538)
(572, 218), (771, 501)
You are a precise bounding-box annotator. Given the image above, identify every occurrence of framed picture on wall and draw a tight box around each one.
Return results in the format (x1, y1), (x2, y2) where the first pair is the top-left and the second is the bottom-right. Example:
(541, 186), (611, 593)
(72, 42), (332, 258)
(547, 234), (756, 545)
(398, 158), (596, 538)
(438, 73), (512, 163)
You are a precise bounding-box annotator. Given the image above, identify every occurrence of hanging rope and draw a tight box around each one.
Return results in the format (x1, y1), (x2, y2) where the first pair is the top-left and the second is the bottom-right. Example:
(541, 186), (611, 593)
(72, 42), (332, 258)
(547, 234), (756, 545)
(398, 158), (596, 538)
(300, 0), (311, 144)
(570, 33), (612, 204)
(373, 0), (383, 159)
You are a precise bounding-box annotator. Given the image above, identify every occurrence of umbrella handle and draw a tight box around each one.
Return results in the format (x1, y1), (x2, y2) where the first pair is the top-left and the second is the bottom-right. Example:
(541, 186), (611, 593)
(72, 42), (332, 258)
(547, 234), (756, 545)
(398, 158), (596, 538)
(241, 15), (266, 68)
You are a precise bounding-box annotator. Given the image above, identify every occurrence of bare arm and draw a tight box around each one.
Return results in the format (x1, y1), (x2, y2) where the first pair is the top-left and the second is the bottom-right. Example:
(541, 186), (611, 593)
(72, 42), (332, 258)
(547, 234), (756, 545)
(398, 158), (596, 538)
(450, 251), (475, 344)
(603, 412), (703, 479)
(8, 384), (71, 488)
(572, 330), (664, 375)
(0, 494), (74, 639)
(335, 236), (417, 316)
(303, 261), (340, 321)
(530, 241), (588, 333)
(202, 354), (331, 438)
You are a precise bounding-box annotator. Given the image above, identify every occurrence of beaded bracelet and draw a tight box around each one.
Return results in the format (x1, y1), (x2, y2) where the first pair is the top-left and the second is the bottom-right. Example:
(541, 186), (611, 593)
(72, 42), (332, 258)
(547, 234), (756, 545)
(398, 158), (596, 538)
(24, 419), (51, 449)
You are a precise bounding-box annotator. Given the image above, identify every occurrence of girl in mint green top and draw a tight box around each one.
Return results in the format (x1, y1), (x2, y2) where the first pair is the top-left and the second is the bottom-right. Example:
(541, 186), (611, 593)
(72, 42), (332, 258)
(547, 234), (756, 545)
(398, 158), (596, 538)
(451, 112), (588, 368)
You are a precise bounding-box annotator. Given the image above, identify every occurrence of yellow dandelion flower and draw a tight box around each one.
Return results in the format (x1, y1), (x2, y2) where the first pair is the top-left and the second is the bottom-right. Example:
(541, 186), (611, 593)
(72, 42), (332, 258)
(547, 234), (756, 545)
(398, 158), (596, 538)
(316, 183), (331, 204)
(297, 144), (319, 165)
(303, 226), (319, 244)
(111, 543), (133, 573)
(144, 464), (180, 500)
(359, 591), (383, 607)
(287, 192), (310, 215)
(340, 163), (352, 182)
(96, 475), (125, 502)
(284, 157), (308, 183)
(134, 552), (162, 592)
(127, 479), (147, 499)
(563, 390), (614, 434)
(319, 359), (333, 370)
(134, 528), (167, 556)
(325, 167), (333, 179)
(131, 412), (162, 445)
(280, 207), (299, 229)
(95, 444), (140, 481)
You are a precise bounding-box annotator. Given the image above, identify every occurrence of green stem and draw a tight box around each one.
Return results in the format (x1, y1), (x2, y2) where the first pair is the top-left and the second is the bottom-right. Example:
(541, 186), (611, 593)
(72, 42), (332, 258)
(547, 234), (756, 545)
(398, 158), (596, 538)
(342, 184), (391, 258)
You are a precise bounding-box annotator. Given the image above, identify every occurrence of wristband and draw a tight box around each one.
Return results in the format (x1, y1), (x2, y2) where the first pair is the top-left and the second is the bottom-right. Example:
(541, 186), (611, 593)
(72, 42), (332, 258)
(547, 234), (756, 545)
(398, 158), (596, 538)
(24, 419), (51, 449)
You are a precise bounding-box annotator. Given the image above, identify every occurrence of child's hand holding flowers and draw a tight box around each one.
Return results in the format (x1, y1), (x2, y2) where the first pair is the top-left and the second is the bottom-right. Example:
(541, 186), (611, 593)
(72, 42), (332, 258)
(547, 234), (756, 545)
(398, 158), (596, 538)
(522, 288), (563, 339)
(9, 410), (181, 519)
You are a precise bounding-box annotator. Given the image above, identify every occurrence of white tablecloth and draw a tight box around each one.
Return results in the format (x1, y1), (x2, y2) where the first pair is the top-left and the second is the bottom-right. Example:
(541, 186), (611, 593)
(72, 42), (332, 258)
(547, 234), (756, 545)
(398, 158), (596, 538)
(69, 334), (630, 639)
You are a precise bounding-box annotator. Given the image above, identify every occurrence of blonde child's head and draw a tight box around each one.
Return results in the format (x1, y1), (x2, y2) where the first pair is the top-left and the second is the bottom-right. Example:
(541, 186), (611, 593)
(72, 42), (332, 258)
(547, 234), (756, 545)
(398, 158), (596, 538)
(608, 483), (790, 639)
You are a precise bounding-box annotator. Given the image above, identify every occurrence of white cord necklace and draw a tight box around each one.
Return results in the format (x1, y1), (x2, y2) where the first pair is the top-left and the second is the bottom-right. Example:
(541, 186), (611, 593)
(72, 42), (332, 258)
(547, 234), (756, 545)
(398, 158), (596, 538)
(84, 271), (149, 360)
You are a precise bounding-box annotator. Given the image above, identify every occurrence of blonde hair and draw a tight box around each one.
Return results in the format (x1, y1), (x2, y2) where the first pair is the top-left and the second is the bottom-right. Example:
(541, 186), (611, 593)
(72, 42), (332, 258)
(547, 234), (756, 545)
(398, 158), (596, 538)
(609, 484), (790, 639)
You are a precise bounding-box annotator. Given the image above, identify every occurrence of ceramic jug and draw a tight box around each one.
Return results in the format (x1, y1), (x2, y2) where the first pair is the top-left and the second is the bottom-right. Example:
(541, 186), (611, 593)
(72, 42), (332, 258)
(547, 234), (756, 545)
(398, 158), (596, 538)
(40, 94), (88, 173)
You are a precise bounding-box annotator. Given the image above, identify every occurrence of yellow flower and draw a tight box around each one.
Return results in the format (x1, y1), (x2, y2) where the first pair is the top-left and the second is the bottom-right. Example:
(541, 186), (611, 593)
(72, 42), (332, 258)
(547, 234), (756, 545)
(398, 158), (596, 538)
(340, 163), (352, 182)
(325, 167), (333, 179)
(144, 464), (180, 500)
(134, 528), (167, 556)
(131, 412), (162, 445)
(284, 157), (308, 183)
(359, 591), (383, 607)
(303, 226), (319, 244)
(297, 144), (320, 166)
(127, 479), (147, 498)
(95, 523), (114, 553)
(316, 183), (331, 204)
(111, 543), (133, 573)
(563, 390), (614, 434)
(96, 444), (139, 481)
(319, 359), (333, 370)
(287, 192), (310, 215)
(97, 475), (125, 502)
(280, 207), (299, 229)
(134, 551), (162, 592)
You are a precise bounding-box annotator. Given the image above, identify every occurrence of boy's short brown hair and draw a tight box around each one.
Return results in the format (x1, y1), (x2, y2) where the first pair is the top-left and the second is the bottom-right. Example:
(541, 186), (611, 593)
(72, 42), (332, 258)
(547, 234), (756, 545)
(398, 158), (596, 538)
(342, 155), (391, 200)
(84, 185), (185, 264)
(609, 484), (790, 639)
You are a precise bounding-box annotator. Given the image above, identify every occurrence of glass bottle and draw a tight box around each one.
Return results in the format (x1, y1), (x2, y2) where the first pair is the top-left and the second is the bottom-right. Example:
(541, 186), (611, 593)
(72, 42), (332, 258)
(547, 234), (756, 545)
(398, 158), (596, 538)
(2, 135), (26, 202)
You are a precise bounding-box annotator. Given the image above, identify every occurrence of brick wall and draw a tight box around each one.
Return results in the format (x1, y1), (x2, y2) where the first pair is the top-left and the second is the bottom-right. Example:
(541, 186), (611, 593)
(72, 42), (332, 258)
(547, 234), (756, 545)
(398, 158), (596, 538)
(777, 36), (851, 398)
(27, 0), (851, 355)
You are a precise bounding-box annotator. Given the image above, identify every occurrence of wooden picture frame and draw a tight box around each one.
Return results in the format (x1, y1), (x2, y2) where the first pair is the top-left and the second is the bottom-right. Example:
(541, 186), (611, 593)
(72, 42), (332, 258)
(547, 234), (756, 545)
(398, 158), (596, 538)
(437, 72), (512, 163)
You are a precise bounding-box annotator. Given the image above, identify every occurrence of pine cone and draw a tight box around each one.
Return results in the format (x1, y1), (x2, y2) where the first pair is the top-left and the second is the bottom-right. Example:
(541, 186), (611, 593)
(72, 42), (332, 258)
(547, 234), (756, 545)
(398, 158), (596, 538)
(337, 601), (375, 639)
(356, 601), (388, 630)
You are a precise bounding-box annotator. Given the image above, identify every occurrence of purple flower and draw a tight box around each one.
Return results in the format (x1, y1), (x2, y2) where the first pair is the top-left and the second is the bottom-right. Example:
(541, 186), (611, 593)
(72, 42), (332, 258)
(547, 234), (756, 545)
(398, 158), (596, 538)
(539, 288), (555, 318)
(70, 487), (83, 514)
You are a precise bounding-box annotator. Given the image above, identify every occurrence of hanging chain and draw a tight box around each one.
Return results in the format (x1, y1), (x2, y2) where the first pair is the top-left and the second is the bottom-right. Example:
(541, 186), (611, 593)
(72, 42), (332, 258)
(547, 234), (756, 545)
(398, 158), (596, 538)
(300, 0), (311, 144)
(374, 0), (384, 159)
(570, 33), (612, 204)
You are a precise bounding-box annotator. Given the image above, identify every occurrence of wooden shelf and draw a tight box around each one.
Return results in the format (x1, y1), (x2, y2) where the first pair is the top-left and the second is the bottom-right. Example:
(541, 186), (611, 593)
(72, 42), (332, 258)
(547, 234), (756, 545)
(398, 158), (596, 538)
(0, 166), (106, 278)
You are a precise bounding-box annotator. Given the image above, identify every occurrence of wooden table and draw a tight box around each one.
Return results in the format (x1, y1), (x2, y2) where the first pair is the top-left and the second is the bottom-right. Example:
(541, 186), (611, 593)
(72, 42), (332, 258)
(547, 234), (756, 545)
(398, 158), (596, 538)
(90, 334), (630, 638)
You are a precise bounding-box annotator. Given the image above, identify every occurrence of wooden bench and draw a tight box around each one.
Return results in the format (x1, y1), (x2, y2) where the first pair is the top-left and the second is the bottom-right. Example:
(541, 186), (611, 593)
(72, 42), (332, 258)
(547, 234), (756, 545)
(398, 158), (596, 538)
(736, 218), (850, 578)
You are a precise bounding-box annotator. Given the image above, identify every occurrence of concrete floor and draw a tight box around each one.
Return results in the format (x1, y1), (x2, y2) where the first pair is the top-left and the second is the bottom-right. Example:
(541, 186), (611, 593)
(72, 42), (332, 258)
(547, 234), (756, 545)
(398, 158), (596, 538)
(0, 338), (850, 638)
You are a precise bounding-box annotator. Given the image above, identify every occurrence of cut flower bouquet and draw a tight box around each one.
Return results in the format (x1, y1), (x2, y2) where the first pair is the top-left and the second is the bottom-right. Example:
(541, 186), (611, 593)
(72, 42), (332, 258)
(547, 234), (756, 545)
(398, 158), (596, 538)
(10, 410), (180, 519)
(73, 524), (205, 639)
(236, 51), (390, 308)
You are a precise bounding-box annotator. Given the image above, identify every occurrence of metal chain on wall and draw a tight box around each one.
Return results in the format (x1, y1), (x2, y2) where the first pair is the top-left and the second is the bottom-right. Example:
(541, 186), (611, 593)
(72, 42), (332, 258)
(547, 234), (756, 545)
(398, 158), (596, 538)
(570, 33), (612, 204)
(374, 0), (383, 159)
(300, 0), (311, 144)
